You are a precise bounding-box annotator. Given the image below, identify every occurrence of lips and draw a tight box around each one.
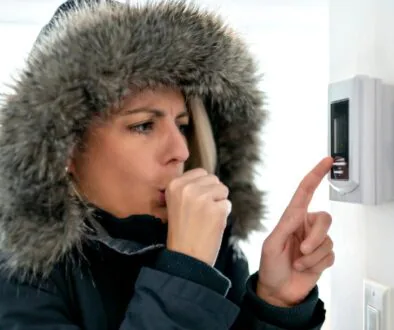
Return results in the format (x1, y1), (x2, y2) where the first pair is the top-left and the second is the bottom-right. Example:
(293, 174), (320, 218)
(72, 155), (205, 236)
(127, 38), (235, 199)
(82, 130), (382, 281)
(158, 190), (166, 206)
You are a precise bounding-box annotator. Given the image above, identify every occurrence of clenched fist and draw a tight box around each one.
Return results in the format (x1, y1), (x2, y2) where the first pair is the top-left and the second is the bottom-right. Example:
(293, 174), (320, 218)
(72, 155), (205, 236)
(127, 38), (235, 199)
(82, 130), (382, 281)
(165, 168), (232, 266)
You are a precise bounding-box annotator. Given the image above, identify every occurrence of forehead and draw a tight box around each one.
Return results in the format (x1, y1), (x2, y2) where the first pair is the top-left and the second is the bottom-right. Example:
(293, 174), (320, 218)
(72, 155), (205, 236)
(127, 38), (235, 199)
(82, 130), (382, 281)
(120, 87), (187, 113)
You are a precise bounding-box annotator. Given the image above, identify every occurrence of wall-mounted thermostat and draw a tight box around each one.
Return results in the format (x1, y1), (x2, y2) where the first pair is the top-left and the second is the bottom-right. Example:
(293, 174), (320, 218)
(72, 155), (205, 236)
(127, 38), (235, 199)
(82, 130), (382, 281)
(328, 75), (394, 205)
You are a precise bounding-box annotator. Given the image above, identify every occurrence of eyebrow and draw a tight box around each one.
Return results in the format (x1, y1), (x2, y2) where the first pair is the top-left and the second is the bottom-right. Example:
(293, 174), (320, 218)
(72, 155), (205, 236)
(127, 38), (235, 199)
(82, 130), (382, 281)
(121, 108), (189, 118)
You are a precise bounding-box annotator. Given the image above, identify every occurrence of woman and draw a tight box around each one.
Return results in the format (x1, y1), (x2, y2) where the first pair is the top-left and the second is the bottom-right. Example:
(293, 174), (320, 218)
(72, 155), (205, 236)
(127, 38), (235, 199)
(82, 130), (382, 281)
(0, 0), (334, 329)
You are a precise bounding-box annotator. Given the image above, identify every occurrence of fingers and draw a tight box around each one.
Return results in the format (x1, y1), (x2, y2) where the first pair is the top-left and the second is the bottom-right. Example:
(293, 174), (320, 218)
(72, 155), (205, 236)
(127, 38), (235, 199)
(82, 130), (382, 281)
(190, 174), (221, 187)
(177, 168), (209, 182)
(293, 213), (335, 272)
(301, 212), (332, 254)
(288, 157), (333, 209)
(269, 157), (333, 250)
(294, 236), (333, 271)
(216, 199), (232, 218)
(303, 251), (335, 274)
(266, 208), (306, 250)
(167, 169), (220, 196)
(167, 169), (229, 207)
(198, 183), (229, 201)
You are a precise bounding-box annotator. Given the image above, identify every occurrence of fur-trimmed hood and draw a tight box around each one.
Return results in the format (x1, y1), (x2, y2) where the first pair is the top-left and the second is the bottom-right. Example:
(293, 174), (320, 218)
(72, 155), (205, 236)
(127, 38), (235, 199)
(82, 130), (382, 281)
(0, 0), (266, 277)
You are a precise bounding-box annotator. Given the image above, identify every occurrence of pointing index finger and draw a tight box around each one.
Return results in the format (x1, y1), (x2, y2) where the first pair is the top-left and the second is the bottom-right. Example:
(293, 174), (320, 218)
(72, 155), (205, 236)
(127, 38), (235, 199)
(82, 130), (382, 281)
(288, 157), (333, 210)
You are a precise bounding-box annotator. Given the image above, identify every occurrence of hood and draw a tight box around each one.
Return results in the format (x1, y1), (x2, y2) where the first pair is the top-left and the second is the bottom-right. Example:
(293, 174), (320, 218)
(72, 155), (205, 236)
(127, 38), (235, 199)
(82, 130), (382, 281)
(0, 0), (266, 277)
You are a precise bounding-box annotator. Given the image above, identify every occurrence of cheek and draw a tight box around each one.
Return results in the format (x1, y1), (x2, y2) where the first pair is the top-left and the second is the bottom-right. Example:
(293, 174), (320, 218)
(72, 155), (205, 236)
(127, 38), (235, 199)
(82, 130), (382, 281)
(105, 141), (158, 184)
(76, 127), (160, 189)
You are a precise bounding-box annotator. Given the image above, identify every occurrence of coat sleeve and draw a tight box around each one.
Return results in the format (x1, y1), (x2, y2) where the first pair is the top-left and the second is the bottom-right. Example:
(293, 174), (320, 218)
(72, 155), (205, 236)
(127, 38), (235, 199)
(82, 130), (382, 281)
(120, 243), (327, 330)
(119, 249), (241, 329)
(223, 242), (327, 330)
(0, 252), (241, 330)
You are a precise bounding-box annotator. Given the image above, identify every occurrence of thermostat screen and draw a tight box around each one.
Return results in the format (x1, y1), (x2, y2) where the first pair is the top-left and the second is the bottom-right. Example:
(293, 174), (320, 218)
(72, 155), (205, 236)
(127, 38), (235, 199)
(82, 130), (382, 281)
(331, 99), (349, 180)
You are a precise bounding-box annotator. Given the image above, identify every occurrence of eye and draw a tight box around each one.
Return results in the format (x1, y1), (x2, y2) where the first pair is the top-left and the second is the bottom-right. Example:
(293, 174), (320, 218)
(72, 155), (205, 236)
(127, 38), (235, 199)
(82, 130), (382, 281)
(178, 123), (190, 136)
(128, 121), (154, 135)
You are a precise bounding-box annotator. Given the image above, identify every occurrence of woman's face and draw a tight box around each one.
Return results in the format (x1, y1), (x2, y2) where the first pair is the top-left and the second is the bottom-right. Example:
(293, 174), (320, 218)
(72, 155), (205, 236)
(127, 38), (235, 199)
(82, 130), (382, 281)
(69, 86), (190, 221)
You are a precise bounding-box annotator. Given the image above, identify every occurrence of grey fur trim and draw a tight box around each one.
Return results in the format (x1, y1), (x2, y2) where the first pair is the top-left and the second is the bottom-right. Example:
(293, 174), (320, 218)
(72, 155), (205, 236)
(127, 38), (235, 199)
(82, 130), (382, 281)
(0, 0), (267, 277)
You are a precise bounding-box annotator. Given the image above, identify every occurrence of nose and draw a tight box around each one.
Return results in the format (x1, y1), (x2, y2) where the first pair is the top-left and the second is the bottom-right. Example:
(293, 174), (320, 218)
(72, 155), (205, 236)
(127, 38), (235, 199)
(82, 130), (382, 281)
(161, 124), (190, 165)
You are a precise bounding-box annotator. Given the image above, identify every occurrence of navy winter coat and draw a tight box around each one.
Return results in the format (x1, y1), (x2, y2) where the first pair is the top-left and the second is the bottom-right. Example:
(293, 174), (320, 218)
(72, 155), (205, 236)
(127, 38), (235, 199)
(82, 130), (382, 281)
(0, 211), (325, 329)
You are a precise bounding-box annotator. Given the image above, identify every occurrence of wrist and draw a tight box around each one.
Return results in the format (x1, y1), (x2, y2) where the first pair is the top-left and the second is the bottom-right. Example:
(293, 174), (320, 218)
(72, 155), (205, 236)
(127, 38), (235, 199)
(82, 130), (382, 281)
(166, 245), (215, 267)
(154, 249), (231, 296)
(256, 280), (300, 308)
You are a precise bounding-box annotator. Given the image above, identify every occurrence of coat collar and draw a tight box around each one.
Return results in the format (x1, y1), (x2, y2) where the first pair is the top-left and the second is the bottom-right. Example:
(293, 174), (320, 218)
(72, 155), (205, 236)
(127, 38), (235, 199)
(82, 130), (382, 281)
(87, 209), (167, 256)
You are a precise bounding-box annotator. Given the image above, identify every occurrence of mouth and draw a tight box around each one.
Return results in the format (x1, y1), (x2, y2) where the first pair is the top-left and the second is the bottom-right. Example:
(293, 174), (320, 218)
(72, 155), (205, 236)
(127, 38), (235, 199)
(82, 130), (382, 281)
(158, 189), (167, 207)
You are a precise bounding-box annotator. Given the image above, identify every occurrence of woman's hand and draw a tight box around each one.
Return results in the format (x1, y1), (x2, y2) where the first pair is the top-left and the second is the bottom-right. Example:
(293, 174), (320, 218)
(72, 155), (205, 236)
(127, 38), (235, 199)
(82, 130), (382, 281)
(165, 168), (231, 266)
(257, 157), (334, 307)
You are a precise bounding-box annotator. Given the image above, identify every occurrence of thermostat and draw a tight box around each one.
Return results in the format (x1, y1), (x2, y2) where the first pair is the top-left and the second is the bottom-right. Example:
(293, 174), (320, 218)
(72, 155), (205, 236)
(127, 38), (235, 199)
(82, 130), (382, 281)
(328, 75), (394, 204)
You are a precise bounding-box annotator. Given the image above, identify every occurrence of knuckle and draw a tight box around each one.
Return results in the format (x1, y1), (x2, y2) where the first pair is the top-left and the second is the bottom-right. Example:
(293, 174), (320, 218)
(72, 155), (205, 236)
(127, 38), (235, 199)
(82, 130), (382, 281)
(285, 213), (302, 227)
(182, 183), (195, 198)
(194, 168), (208, 176)
(262, 238), (276, 256)
(291, 209), (307, 225)
(296, 257), (307, 269)
(323, 252), (335, 268)
(222, 184), (229, 196)
(167, 180), (178, 194)
(327, 237), (334, 250)
(206, 174), (219, 181)
(320, 211), (332, 225)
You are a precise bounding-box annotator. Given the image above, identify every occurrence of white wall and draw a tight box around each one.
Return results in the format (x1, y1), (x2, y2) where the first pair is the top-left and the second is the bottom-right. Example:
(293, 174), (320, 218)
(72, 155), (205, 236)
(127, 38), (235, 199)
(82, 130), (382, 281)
(0, 24), (43, 91)
(0, 0), (331, 328)
(330, 0), (394, 329)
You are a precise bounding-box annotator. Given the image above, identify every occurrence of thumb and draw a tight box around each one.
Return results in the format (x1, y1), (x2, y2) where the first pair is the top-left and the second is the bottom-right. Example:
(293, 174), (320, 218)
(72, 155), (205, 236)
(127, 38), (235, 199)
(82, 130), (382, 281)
(268, 208), (306, 250)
